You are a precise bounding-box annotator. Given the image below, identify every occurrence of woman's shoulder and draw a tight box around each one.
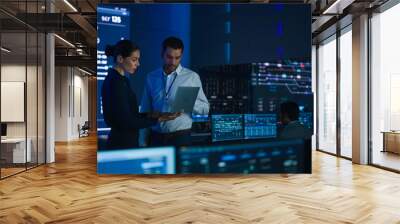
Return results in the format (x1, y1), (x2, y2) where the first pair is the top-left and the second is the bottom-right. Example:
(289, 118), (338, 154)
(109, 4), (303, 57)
(106, 68), (124, 81)
(107, 68), (119, 76)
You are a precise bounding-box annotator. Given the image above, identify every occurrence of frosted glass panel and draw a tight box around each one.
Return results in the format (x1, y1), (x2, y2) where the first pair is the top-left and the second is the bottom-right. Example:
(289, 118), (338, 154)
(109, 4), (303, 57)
(318, 38), (337, 154)
(340, 30), (352, 158)
(371, 3), (400, 171)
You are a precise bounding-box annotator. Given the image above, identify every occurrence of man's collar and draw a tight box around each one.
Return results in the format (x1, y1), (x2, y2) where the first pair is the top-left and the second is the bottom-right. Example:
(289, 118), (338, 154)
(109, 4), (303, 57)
(163, 64), (183, 76)
(175, 64), (183, 75)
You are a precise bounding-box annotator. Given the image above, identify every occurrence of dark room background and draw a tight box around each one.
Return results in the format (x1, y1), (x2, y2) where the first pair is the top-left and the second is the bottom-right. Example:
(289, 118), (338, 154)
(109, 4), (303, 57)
(127, 4), (311, 101)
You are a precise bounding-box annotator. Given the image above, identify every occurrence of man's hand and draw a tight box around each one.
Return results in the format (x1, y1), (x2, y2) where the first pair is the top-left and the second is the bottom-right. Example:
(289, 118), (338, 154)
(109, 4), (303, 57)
(157, 112), (182, 122)
(147, 112), (182, 122)
(147, 112), (161, 119)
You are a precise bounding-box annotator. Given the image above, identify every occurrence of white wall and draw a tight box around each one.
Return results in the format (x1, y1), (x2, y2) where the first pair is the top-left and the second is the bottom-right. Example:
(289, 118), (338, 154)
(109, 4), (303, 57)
(1, 65), (32, 137)
(55, 66), (69, 141)
(1, 65), (26, 128)
(1, 64), (45, 164)
(72, 72), (89, 138)
(55, 67), (89, 141)
(1, 65), (26, 141)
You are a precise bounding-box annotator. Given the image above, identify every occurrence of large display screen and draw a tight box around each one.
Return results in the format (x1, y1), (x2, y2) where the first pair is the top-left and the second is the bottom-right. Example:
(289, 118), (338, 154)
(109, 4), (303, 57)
(97, 3), (312, 174)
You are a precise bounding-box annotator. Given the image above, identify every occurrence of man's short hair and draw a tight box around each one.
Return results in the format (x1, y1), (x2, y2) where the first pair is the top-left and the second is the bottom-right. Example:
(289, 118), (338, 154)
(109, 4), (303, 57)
(280, 101), (300, 121)
(162, 36), (184, 54)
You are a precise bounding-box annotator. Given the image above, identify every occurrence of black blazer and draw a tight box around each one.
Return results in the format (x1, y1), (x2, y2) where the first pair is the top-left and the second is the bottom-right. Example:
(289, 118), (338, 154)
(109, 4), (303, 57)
(101, 68), (157, 149)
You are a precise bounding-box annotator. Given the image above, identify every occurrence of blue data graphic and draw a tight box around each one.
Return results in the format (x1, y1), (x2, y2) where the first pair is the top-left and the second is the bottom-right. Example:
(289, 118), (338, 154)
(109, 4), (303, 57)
(97, 6), (131, 135)
(178, 139), (306, 174)
(97, 147), (176, 174)
(299, 112), (313, 130)
(250, 61), (314, 131)
(251, 61), (312, 95)
(244, 114), (277, 139)
(211, 114), (243, 142)
(198, 61), (313, 132)
(251, 61), (312, 113)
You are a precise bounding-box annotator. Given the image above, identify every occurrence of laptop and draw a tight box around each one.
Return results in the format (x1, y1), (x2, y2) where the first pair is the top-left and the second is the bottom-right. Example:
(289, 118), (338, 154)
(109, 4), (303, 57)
(170, 86), (200, 113)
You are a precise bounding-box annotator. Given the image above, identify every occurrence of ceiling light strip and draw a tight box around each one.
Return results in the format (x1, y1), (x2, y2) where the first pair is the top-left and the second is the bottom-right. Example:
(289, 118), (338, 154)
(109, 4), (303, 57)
(322, 0), (342, 14)
(54, 34), (75, 48)
(63, 0), (78, 12)
(1, 47), (11, 53)
(78, 67), (93, 76)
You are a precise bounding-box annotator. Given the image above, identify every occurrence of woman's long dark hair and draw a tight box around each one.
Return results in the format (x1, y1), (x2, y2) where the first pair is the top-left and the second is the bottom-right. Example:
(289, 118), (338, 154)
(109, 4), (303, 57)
(105, 40), (140, 62)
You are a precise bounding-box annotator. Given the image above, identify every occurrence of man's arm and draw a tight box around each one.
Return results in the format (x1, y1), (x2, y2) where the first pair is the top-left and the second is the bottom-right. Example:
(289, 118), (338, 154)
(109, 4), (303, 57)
(192, 73), (210, 115)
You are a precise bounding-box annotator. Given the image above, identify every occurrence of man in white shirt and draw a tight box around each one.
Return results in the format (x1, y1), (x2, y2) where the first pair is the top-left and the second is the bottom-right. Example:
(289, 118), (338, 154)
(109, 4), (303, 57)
(140, 36), (209, 146)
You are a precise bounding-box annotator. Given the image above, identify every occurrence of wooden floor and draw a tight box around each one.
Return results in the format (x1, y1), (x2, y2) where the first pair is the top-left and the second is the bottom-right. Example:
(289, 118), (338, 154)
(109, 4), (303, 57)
(1, 163), (44, 178)
(1, 167), (26, 178)
(1, 136), (400, 223)
(372, 150), (400, 171)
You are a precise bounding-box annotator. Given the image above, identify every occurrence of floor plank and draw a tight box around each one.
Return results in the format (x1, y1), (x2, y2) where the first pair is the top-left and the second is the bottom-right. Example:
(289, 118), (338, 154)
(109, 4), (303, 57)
(1, 135), (400, 223)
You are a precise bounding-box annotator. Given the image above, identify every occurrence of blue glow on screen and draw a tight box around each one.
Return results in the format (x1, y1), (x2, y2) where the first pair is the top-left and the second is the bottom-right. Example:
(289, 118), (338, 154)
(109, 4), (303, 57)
(97, 147), (176, 174)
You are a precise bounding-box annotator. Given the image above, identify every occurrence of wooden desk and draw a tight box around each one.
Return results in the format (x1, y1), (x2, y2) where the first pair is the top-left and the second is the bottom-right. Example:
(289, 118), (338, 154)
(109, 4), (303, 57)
(1, 138), (31, 163)
(382, 131), (400, 154)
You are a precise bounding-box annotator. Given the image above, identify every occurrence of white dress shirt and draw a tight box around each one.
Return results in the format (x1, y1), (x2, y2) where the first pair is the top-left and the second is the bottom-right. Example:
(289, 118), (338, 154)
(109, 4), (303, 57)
(140, 64), (209, 133)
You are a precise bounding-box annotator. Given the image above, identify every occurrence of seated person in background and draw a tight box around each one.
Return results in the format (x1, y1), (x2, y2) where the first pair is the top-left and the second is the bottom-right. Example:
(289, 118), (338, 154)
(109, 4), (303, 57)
(278, 101), (313, 140)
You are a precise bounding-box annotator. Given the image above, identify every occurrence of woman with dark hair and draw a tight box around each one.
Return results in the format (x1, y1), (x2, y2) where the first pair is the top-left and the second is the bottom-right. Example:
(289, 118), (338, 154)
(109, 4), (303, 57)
(102, 40), (179, 149)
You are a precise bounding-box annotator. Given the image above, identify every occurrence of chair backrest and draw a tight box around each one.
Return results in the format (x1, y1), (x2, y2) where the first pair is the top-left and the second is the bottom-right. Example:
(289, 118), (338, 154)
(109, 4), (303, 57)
(82, 121), (90, 129)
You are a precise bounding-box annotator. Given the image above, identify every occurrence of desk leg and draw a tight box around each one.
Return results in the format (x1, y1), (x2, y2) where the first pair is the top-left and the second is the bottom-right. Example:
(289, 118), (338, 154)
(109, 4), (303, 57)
(382, 133), (386, 153)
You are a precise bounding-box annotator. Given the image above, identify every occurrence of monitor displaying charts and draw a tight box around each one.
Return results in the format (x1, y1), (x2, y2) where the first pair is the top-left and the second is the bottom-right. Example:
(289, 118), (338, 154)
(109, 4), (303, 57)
(244, 114), (277, 139)
(178, 139), (308, 174)
(211, 114), (243, 142)
(211, 114), (278, 142)
(97, 147), (176, 174)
